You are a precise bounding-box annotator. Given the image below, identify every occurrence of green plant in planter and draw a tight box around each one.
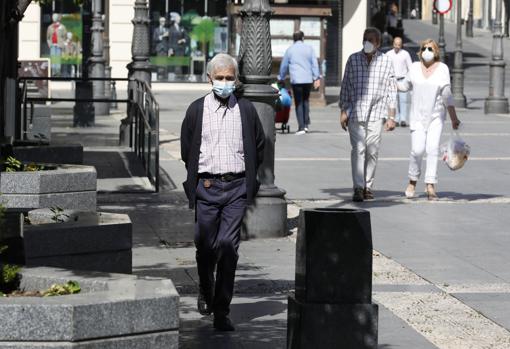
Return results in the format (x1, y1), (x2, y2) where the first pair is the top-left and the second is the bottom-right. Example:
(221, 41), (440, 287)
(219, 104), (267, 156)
(0, 203), (21, 296)
(1, 156), (46, 172)
(43, 280), (81, 297)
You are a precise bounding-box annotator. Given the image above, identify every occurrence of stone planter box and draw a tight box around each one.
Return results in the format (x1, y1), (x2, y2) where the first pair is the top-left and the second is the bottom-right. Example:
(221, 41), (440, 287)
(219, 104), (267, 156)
(23, 210), (132, 274)
(0, 164), (96, 211)
(0, 267), (179, 348)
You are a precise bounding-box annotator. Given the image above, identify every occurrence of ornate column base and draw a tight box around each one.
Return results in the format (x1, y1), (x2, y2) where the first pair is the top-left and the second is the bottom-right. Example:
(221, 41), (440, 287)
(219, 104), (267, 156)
(452, 68), (466, 108)
(242, 187), (287, 239)
(485, 60), (509, 114)
(241, 81), (287, 239)
(90, 60), (109, 116)
(485, 97), (509, 114)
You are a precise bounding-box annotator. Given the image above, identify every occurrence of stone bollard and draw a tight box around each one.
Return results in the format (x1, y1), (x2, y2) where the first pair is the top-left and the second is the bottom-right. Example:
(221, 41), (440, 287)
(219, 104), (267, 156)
(287, 208), (378, 349)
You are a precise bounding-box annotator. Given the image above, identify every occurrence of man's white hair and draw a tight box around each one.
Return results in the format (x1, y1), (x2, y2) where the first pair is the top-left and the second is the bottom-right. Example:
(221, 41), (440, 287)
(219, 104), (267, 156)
(206, 53), (239, 79)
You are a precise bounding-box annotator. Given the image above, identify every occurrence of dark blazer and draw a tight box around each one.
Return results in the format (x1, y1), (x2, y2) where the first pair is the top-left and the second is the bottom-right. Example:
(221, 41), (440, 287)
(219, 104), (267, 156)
(180, 95), (265, 209)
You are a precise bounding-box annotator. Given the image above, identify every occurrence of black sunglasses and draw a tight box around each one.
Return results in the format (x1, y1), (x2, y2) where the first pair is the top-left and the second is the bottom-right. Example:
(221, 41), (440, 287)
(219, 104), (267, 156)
(421, 47), (434, 52)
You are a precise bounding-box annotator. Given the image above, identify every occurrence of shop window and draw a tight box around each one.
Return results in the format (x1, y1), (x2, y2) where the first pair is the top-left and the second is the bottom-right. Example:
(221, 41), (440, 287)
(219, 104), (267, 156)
(39, 1), (86, 77)
(149, 0), (228, 82)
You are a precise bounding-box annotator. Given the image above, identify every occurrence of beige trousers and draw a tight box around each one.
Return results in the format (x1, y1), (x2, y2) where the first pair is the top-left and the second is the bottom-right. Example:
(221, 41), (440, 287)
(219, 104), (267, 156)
(348, 119), (384, 190)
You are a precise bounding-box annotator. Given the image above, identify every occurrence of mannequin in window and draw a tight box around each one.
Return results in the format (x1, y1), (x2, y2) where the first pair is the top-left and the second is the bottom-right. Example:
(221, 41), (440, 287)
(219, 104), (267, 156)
(153, 17), (170, 80)
(168, 12), (189, 76)
(46, 13), (67, 76)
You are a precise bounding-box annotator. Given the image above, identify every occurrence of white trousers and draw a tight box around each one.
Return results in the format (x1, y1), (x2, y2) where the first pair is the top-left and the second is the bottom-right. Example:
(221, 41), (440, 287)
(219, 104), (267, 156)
(348, 119), (384, 190)
(409, 117), (443, 184)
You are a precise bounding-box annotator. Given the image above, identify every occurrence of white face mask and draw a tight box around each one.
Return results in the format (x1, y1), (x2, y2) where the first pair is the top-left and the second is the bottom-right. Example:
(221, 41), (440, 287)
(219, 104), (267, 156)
(363, 40), (375, 54)
(422, 50), (435, 62)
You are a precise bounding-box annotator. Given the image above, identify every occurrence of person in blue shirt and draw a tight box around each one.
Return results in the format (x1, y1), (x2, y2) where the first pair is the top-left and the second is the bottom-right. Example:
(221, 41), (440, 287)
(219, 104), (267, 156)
(278, 31), (321, 135)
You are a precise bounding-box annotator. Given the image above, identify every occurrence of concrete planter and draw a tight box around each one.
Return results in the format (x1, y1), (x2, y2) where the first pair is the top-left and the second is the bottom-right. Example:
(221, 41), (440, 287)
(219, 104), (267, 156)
(0, 267), (179, 348)
(23, 210), (132, 274)
(0, 164), (96, 211)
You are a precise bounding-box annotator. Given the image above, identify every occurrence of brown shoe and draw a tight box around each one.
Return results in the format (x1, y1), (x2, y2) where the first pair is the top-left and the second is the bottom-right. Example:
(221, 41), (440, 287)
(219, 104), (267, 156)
(363, 188), (374, 200)
(426, 184), (438, 201)
(352, 188), (364, 202)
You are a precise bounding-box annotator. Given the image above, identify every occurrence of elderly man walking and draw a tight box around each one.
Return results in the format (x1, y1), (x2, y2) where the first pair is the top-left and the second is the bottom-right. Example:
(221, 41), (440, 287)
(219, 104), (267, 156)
(386, 36), (413, 127)
(340, 27), (397, 202)
(278, 30), (321, 135)
(180, 53), (265, 331)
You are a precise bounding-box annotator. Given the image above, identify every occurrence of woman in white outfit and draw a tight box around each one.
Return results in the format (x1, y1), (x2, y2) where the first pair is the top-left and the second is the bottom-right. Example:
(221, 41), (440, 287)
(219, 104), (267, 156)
(397, 39), (461, 200)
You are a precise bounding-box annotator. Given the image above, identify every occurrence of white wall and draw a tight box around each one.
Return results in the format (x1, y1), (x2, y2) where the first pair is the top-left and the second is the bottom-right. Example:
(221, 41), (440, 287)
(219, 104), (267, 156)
(342, 0), (368, 73)
(109, 0), (134, 78)
(18, 3), (41, 59)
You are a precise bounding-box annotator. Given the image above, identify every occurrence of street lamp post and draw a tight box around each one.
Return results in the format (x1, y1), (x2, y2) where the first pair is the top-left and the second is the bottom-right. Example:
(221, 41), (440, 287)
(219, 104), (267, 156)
(90, 0), (108, 115)
(432, 7), (438, 25)
(438, 13), (446, 62)
(121, 0), (151, 145)
(452, 0), (466, 107)
(466, 0), (474, 37)
(485, 0), (509, 113)
(238, 0), (287, 238)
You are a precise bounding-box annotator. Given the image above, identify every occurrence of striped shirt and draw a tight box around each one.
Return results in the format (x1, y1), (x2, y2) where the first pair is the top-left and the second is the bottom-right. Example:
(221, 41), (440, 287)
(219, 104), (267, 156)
(339, 50), (397, 123)
(198, 92), (245, 174)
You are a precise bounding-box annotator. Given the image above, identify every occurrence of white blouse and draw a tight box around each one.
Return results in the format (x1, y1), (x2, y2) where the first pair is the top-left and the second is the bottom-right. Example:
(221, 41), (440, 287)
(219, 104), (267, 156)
(398, 62), (454, 130)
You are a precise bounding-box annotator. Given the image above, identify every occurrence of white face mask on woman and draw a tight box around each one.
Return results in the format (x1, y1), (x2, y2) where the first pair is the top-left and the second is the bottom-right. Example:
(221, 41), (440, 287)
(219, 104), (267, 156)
(421, 49), (435, 62)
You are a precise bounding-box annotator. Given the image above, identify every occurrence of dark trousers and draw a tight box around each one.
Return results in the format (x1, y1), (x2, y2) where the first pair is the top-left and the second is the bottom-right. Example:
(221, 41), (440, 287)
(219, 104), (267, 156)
(195, 177), (247, 317)
(292, 83), (312, 131)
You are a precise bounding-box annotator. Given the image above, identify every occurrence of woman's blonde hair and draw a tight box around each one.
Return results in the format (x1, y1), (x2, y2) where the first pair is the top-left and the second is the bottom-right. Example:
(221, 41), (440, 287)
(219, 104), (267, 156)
(418, 38), (441, 62)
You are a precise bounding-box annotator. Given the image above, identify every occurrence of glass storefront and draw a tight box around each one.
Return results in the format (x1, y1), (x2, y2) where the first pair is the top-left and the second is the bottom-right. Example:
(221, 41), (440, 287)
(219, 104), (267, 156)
(40, 1), (84, 77)
(149, 0), (229, 82)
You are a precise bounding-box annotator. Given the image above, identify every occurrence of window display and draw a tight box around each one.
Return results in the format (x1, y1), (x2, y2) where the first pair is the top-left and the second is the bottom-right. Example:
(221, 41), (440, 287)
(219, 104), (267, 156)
(149, 1), (228, 82)
(41, 8), (82, 78)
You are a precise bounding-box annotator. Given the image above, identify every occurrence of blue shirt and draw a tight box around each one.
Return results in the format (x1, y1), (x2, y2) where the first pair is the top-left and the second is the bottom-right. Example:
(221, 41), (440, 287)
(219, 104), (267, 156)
(278, 41), (320, 84)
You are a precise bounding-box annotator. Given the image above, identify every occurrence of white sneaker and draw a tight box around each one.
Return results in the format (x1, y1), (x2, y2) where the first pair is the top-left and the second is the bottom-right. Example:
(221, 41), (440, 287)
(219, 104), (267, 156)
(295, 130), (306, 135)
(304, 127), (309, 132)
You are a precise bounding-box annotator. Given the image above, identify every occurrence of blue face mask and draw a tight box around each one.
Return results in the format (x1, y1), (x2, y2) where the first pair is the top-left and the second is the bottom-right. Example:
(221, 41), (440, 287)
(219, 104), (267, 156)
(212, 80), (236, 99)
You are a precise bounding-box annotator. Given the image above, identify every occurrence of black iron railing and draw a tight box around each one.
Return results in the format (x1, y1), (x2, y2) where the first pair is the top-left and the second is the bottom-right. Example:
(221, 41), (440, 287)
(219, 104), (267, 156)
(17, 76), (159, 192)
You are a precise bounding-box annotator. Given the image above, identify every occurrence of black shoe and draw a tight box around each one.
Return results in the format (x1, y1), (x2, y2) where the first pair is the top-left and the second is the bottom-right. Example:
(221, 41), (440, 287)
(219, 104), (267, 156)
(400, 121), (407, 127)
(352, 188), (364, 202)
(197, 291), (212, 316)
(363, 188), (374, 200)
(214, 315), (235, 331)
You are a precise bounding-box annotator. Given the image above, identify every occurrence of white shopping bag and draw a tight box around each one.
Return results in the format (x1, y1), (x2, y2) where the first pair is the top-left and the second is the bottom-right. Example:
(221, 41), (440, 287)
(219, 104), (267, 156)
(441, 131), (470, 171)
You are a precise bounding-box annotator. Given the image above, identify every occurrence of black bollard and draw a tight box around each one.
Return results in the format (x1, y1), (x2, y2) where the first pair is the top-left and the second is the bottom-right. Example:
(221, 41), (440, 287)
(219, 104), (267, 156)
(287, 208), (378, 349)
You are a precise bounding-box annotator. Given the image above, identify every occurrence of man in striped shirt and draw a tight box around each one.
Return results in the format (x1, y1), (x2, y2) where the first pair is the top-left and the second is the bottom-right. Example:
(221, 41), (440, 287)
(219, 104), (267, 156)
(340, 27), (397, 202)
(181, 54), (265, 331)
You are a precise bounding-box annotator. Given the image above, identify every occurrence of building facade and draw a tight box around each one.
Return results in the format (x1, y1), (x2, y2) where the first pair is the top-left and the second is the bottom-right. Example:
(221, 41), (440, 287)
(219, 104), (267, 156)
(18, 0), (371, 86)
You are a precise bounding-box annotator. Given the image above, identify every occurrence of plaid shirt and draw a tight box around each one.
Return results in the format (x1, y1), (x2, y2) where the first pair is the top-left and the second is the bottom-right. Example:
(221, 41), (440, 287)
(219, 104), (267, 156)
(339, 50), (397, 122)
(198, 92), (245, 174)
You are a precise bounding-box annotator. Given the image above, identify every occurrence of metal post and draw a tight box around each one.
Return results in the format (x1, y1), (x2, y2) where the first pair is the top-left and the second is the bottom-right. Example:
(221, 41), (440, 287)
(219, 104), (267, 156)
(104, 0), (112, 111)
(432, 6), (438, 25)
(238, 0), (287, 238)
(452, 0), (466, 107)
(90, 0), (108, 115)
(466, 0), (474, 37)
(438, 14), (446, 62)
(121, 0), (151, 145)
(73, 1), (95, 126)
(485, 0), (509, 113)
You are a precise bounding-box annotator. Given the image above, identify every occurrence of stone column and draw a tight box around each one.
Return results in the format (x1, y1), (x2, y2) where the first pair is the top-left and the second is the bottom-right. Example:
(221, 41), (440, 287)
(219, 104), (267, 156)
(485, 0), (509, 113)
(238, 0), (287, 239)
(90, 0), (108, 116)
(121, 0), (151, 145)
(466, 0), (474, 37)
(438, 14), (447, 62)
(452, 0), (466, 107)
(127, 0), (151, 88)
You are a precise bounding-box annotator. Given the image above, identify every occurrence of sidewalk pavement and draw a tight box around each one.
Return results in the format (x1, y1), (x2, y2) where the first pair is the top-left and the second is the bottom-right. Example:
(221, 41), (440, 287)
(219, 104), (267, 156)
(47, 18), (510, 348)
